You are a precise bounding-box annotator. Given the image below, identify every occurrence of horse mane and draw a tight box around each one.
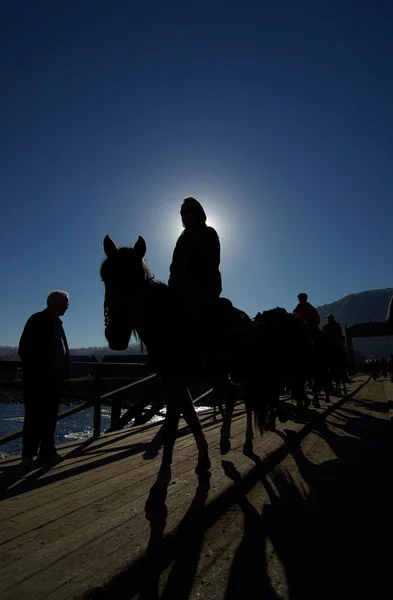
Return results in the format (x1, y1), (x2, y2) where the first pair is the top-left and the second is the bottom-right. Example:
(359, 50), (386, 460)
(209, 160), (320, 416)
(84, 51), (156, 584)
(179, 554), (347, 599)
(142, 258), (153, 281)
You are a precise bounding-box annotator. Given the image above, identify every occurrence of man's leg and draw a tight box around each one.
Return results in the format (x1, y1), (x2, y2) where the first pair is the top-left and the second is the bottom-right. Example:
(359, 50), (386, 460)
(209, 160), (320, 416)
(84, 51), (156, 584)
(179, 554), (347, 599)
(38, 379), (62, 459)
(22, 382), (41, 460)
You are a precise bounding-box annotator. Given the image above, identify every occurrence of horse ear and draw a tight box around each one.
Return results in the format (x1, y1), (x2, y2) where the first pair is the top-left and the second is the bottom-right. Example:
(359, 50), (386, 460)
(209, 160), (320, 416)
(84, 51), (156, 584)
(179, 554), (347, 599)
(103, 235), (117, 257)
(134, 236), (146, 259)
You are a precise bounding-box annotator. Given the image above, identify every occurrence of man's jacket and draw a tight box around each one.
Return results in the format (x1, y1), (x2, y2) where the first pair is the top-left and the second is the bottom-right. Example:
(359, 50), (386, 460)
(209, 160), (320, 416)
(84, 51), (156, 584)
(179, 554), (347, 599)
(293, 302), (321, 327)
(18, 308), (71, 381)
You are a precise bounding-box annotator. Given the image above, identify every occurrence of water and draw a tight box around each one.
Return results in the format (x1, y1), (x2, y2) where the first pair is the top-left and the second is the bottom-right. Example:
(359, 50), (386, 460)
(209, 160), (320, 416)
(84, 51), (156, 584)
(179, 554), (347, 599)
(0, 404), (145, 457)
(0, 402), (210, 458)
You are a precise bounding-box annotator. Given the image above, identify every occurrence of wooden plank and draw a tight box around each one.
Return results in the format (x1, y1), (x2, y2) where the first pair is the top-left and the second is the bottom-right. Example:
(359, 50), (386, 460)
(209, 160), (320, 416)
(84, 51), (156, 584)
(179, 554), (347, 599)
(0, 378), (368, 600)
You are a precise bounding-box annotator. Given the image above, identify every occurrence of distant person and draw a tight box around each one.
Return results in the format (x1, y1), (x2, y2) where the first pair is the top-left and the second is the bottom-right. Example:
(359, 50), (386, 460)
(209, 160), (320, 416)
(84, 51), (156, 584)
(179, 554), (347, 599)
(18, 291), (71, 468)
(322, 314), (344, 344)
(388, 354), (393, 383)
(293, 293), (321, 329)
(380, 357), (388, 378)
(387, 293), (393, 333)
(168, 197), (222, 319)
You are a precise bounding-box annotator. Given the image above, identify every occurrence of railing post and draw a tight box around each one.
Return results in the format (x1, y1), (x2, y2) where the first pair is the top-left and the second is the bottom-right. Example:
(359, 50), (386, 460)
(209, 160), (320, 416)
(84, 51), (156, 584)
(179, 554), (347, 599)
(110, 394), (122, 429)
(93, 365), (101, 439)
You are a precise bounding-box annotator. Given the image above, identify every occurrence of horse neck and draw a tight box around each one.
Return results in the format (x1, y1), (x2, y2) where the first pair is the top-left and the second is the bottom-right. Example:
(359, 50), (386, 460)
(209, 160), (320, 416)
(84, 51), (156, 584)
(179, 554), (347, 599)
(133, 279), (169, 345)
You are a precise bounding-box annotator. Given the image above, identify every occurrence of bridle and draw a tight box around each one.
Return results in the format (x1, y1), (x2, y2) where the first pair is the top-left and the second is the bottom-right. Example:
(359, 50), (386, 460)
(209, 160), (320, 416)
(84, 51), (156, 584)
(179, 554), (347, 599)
(103, 268), (155, 329)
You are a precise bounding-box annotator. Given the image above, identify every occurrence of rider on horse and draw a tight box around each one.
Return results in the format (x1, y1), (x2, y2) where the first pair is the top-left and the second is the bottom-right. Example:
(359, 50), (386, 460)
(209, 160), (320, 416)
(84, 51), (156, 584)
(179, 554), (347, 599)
(322, 314), (344, 344)
(293, 293), (321, 331)
(168, 196), (222, 320)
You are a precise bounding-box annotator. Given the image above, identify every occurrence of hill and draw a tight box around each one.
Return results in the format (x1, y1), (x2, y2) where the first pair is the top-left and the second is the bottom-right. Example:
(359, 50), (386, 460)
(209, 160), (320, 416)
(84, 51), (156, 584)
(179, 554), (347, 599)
(317, 288), (393, 327)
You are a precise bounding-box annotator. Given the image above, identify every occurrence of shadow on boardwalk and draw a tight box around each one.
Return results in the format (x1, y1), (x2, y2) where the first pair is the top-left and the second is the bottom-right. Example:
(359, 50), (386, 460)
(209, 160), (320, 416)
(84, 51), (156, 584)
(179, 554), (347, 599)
(0, 410), (230, 500)
(82, 397), (388, 600)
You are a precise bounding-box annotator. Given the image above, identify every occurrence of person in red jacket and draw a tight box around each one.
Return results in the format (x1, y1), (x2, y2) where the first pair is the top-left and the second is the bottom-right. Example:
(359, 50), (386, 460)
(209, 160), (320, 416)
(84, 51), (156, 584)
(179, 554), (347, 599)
(293, 293), (321, 328)
(322, 314), (344, 344)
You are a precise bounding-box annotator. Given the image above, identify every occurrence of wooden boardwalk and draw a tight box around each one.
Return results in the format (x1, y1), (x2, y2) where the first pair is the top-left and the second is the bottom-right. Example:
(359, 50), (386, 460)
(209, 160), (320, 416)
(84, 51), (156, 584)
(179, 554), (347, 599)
(0, 376), (377, 600)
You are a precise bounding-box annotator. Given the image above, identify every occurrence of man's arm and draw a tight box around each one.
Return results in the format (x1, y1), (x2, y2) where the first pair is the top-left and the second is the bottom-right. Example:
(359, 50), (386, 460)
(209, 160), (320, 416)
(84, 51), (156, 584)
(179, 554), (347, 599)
(18, 314), (42, 367)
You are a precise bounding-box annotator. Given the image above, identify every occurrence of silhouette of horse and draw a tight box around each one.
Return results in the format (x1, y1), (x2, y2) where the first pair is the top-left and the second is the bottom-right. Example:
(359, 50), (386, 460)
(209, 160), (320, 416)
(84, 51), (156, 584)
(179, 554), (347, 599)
(100, 235), (313, 482)
(308, 329), (350, 405)
(287, 327), (349, 421)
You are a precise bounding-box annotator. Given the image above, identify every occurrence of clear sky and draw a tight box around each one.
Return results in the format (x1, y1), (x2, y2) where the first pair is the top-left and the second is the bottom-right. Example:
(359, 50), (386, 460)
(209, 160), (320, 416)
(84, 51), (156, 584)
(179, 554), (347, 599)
(0, 0), (392, 348)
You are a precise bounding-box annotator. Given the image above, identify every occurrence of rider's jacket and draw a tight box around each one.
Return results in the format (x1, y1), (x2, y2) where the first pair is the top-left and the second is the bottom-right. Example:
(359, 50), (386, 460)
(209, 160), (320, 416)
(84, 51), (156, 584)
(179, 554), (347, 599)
(169, 224), (222, 306)
(293, 302), (321, 328)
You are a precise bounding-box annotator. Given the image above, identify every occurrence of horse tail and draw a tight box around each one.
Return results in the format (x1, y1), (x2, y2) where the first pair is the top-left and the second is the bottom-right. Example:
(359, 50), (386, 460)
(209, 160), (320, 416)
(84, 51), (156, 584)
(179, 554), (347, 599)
(244, 380), (270, 435)
(253, 375), (281, 435)
(254, 407), (269, 435)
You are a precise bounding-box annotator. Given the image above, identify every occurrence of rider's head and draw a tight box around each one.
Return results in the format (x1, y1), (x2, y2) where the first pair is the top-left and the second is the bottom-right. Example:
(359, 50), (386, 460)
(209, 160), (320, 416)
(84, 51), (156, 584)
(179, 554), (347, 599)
(180, 197), (207, 229)
(297, 293), (308, 303)
(327, 314), (335, 321)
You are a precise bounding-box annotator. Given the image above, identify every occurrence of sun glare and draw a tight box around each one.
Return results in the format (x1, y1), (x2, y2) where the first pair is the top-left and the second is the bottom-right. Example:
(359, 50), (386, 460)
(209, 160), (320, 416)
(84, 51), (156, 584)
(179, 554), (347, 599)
(153, 184), (245, 260)
(165, 204), (229, 246)
(158, 197), (240, 260)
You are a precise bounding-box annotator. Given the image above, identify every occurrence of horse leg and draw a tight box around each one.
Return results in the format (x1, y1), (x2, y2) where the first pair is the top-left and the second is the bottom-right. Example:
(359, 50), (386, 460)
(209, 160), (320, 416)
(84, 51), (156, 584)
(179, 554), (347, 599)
(220, 390), (234, 455)
(266, 401), (277, 431)
(209, 376), (233, 455)
(292, 378), (308, 423)
(210, 379), (226, 424)
(312, 384), (320, 408)
(218, 401), (226, 419)
(158, 397), (181, 485)
(243, 402), (254, 456)
(275, 392), (288, 423)
(324, 372), (331, 402)
(181, 389), (211, 477)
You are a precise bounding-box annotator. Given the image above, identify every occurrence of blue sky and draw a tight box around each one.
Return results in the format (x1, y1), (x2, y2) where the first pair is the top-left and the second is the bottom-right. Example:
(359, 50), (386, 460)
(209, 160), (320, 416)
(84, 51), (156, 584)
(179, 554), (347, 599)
(1, 0), (392, 348)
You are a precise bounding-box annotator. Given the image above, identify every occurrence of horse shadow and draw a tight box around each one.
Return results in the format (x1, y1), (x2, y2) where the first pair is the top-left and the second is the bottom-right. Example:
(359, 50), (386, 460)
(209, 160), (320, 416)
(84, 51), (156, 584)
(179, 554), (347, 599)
(83, 475), (211, 600)
(80, 403), (386, 600)
(222, 406), (386, 599)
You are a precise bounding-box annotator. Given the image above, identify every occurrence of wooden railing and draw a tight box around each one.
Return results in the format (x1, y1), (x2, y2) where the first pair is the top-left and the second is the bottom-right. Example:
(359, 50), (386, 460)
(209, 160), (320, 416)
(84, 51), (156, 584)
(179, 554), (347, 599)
(0, 361), (214, 449)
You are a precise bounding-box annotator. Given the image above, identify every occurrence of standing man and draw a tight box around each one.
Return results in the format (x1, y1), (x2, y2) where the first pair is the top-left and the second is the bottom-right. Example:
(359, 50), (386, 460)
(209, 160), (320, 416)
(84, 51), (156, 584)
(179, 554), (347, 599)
(18, 290), (71, 468)
(293, 293), (321, 329)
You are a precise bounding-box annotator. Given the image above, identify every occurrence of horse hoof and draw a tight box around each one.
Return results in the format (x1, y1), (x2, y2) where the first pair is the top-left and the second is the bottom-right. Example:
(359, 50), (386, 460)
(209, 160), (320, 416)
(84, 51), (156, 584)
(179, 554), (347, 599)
(195, 456), (211, 476)
(266, 420), (276, 432)
(243, 443), (253, 457)
(220, 439), (231, 455)
(156, 469), (171, 486)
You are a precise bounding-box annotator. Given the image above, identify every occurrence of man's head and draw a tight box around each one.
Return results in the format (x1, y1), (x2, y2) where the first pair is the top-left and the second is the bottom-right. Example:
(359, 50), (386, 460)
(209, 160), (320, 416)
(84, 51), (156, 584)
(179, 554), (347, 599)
(47, 290), (69, 317)
(327, 313), (335, 322)
(297, 293), (308, 303)
(180, 196), (207, 228)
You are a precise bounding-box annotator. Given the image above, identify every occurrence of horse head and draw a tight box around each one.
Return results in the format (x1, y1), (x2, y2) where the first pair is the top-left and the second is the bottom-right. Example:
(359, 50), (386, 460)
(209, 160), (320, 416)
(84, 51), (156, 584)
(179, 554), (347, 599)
(100, 235), (148, 350)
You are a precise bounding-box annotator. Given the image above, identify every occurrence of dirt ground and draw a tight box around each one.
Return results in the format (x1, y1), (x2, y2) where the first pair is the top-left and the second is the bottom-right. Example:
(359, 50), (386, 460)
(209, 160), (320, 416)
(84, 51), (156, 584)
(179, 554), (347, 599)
(84, 378), (389, 600)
